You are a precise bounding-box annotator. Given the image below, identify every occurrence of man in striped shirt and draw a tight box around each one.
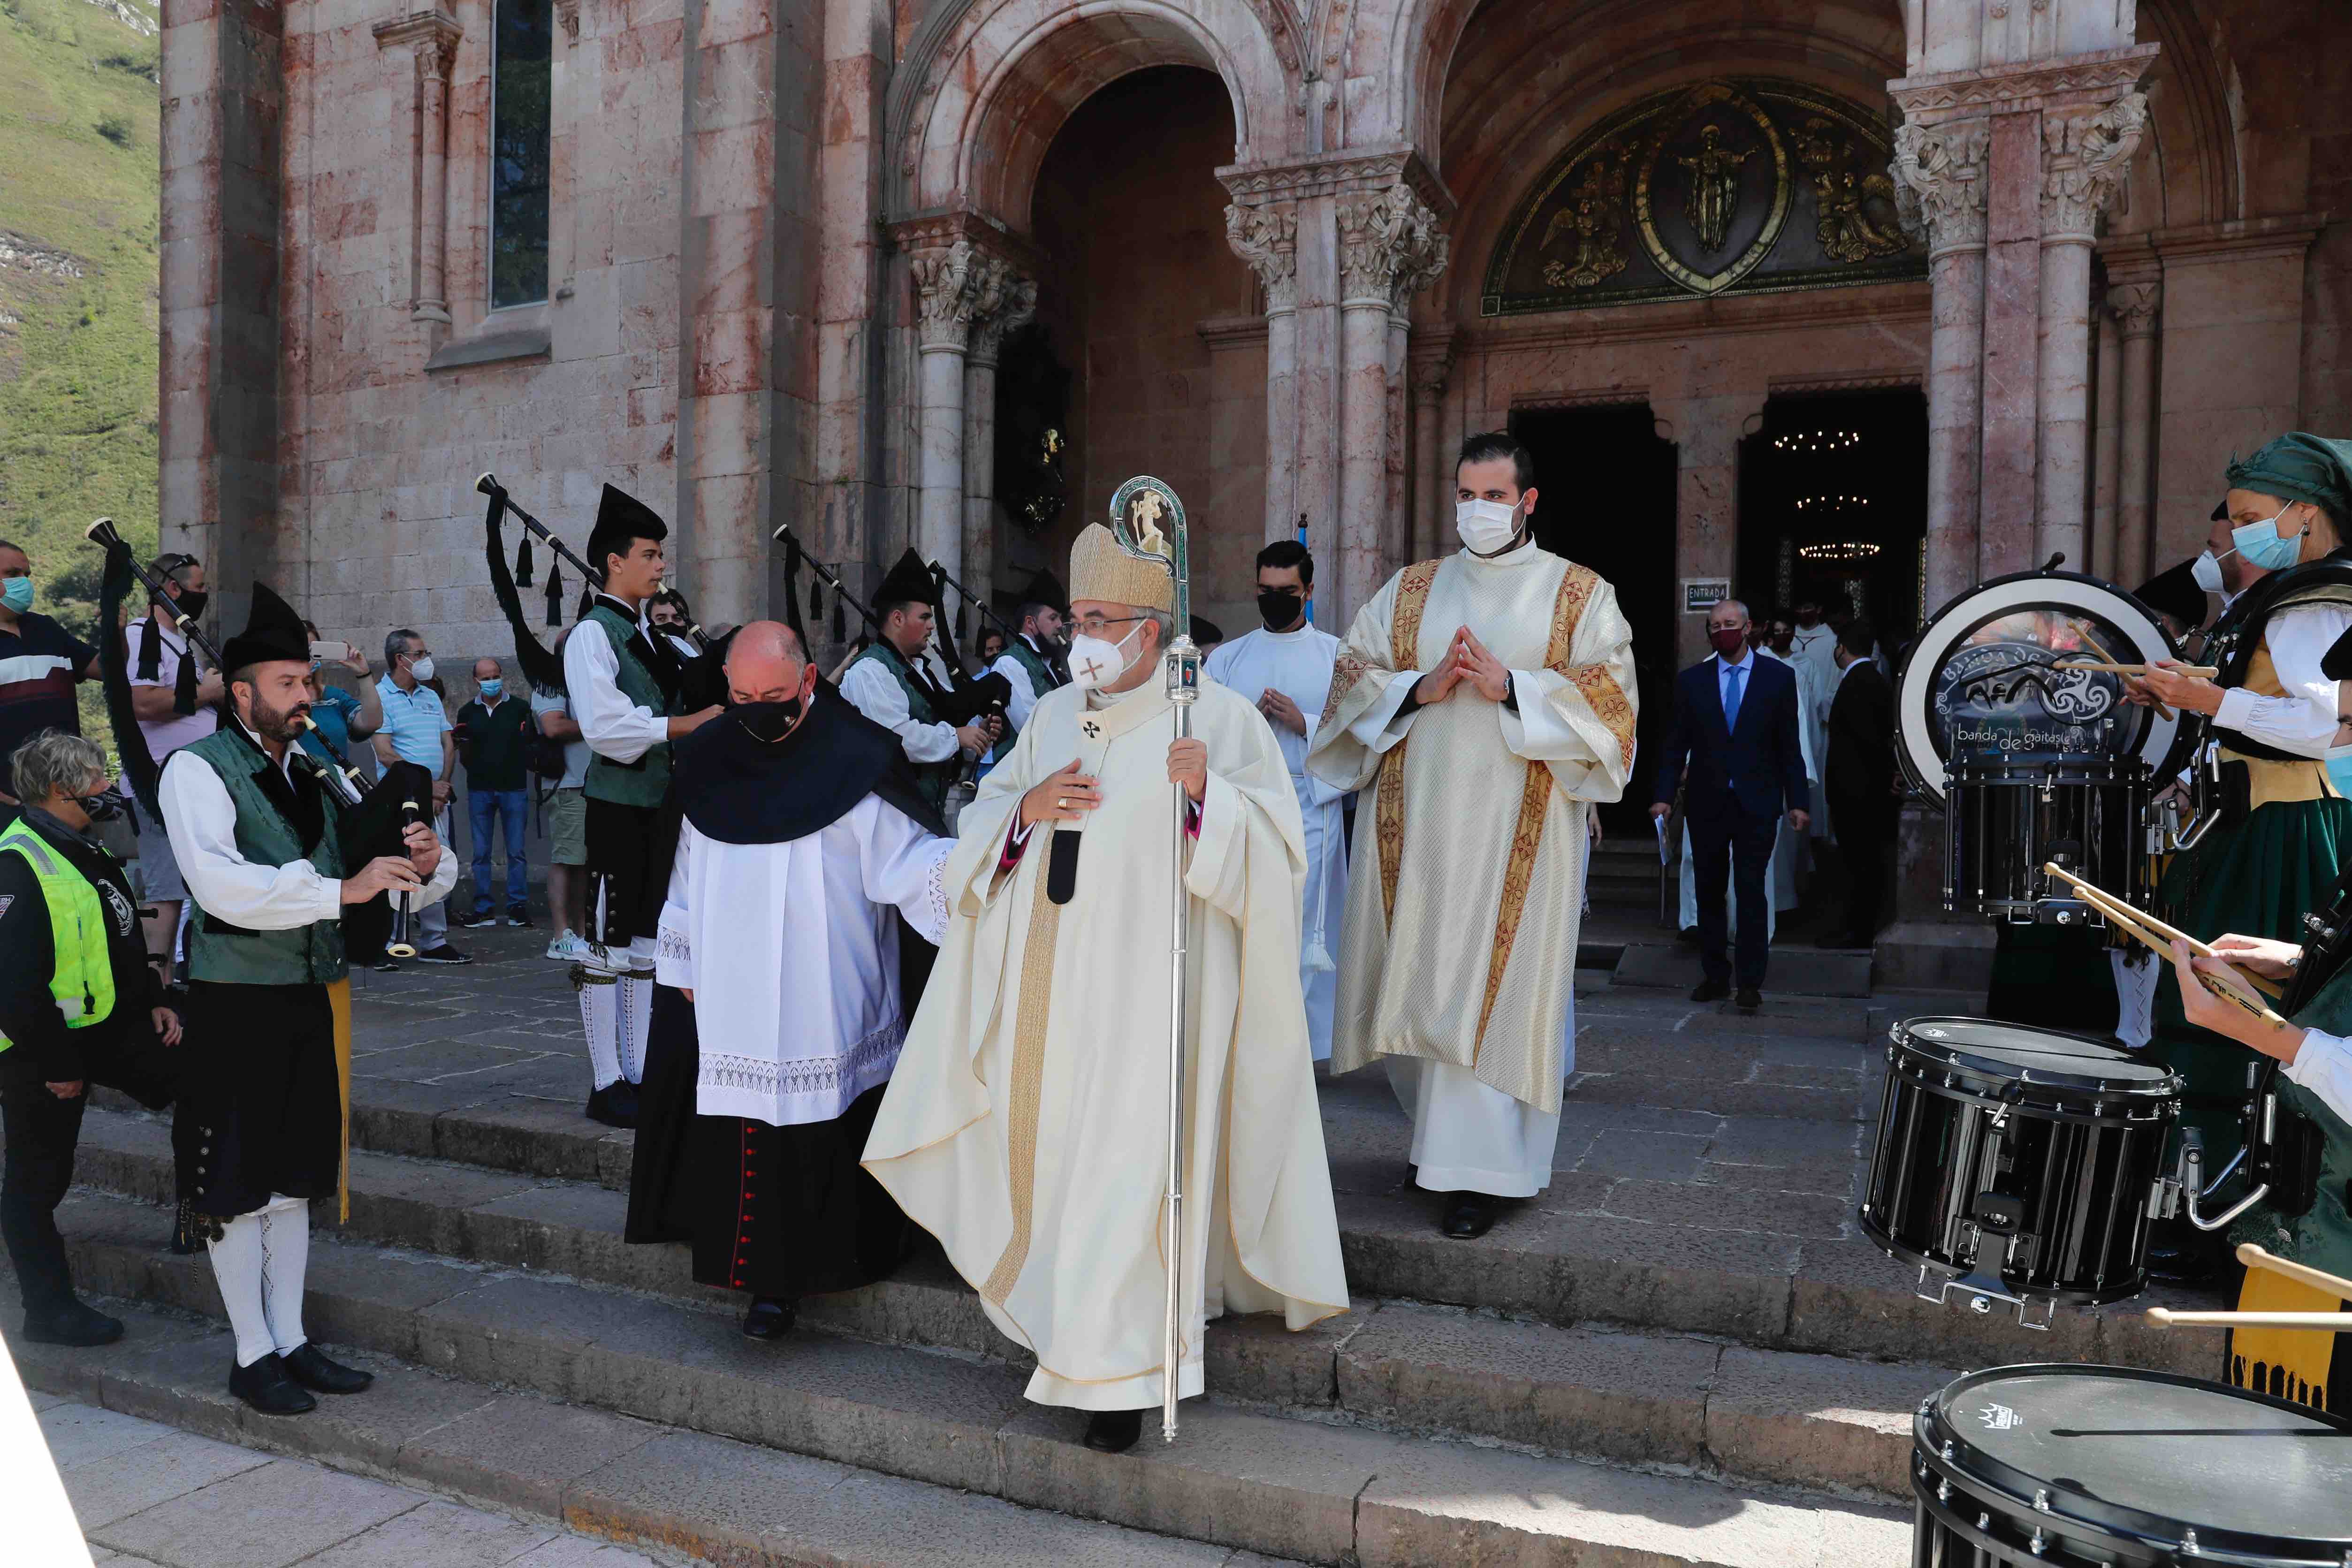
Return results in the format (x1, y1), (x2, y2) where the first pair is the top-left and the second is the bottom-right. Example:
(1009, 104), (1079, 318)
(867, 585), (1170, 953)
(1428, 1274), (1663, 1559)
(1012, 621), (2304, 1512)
(0, 540), (100, 810)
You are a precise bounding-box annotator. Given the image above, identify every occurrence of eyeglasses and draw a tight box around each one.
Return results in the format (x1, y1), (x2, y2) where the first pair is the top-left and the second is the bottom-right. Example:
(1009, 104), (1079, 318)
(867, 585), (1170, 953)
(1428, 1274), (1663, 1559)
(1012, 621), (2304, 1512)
(1071, 613), (1145, 638)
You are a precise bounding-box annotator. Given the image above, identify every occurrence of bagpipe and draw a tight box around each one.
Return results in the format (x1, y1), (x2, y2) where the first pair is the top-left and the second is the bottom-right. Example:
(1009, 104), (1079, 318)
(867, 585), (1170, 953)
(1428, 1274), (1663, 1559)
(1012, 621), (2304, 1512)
(85, 518), (434, 965)
(768, 523), (1010, 721)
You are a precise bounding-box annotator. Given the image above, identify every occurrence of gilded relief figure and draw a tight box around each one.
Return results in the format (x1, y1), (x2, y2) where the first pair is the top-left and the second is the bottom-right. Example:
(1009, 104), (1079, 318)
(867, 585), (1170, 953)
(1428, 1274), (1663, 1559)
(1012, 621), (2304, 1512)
(1538, 152), (1630, 289)
(1796, 118), (1908, 262)
(1675, 124), (1752, 253)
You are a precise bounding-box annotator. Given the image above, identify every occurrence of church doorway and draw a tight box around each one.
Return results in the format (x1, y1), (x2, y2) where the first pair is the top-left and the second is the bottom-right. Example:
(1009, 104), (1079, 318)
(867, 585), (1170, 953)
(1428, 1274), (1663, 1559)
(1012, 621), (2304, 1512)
(1510, 404), (1678, 832)
(1735, 391), (1929, 652)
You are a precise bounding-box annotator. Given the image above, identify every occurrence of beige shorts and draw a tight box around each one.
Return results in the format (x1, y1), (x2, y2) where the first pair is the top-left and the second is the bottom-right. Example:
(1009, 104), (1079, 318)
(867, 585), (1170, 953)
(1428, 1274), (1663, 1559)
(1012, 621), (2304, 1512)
(547, 786), (587, 865)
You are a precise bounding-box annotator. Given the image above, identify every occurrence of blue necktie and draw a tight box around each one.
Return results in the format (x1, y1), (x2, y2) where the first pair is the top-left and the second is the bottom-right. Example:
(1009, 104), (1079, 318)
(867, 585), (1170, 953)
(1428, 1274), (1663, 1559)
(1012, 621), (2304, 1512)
(1722, 662), (1744, 731)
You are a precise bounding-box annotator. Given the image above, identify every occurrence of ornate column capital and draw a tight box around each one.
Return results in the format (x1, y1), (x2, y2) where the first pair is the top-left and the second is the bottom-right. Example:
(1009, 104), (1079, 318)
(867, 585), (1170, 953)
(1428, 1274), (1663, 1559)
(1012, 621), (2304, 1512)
(372, 10), (462, 72)
(2041, 91), (2150, 244)
(1889, 117), (1991, 257)
(1225, 203), (1299, 315)
(969, 273), (1036, 366)
(2106, 278), (2161, 339)
(553, 0), (579, 45)
(1335, 184), (1448, 312)
(908, 239), (982, 351)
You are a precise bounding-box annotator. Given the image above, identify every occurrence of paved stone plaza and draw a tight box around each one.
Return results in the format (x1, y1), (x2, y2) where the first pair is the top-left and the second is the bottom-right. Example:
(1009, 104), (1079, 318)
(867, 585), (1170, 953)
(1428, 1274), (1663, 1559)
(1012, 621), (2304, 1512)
(7, 927), (2229, 1566)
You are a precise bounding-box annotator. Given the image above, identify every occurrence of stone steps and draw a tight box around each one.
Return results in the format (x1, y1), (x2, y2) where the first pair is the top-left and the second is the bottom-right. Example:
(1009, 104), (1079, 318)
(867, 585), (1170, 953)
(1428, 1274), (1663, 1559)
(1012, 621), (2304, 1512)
(12, 1294), (1306, 1568)
(24, 1195), (1912, 1567)
(63, 1099), (2221, 1385)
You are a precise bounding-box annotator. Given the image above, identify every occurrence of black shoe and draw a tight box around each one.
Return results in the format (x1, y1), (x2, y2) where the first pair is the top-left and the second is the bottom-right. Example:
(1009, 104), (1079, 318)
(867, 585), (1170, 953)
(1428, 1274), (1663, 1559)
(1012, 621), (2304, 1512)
(370, 958), (402, 973)
(1690, 979), (1731, 1003)
(228, 1353), (316, 1415)
(282, 1342), (373, 1394)
(1083, 1408), (1145, 1453)
(21, 1300), (124, 1347)
(505, 912), (533, 929)
(454, 910), (498, 929)
(1441, 1193), (1498, 1239)
(1676, 926), (1701, 947)
(585, 1080), (639, 1129)
(414, 944), (472, 965)
(1735, 986), (1762, 1012)
(742, 1297), (797, 1340)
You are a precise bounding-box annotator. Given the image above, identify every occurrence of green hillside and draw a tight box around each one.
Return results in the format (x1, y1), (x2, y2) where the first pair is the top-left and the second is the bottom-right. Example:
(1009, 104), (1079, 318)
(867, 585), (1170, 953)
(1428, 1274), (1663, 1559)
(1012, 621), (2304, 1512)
(0, 0), (161, 745)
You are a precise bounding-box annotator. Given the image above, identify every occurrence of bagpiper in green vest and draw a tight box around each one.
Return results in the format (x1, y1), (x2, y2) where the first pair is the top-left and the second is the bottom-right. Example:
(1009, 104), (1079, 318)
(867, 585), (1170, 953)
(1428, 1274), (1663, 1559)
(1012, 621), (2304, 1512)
(1004, 633), (1063, 711)
(180, 726), (349, 987)
(584, 596), (678, 809)
(0, 814), (116, 1053)
(850, 640), (955, 811)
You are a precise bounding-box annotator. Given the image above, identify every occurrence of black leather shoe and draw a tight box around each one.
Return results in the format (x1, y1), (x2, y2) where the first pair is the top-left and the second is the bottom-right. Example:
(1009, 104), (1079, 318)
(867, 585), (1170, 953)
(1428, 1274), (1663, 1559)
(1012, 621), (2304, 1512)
(1675, 926), (1701, 946)
(1083, 1408), (1145, 1453)
(585, 1081), (639, 1129)
(21, 1300), (124, 1347)
(282, 1343), (373, 1394)
(1690, 979), (1731, 1003)
(1442, 1193), (1498, 1239)
(1735, 986), (1762, 1012)
(228, 1353), (317, 1415)
(742, 1297), (797, 1340)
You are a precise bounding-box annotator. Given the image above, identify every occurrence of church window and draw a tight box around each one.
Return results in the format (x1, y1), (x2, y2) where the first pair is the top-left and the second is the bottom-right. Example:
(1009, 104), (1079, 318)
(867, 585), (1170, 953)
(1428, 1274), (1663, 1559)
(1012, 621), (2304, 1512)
(490, 0), (552, 308)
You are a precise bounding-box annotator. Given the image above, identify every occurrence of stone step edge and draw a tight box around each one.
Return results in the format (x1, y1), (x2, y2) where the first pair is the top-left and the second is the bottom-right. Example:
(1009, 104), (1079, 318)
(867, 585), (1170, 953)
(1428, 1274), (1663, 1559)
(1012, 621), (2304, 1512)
(60, 1101), (2220, 1388)
(50, 1183), (1937, 1506)
(11, 1294), (1308, 1568)
(38, 1216), (1911, 1568)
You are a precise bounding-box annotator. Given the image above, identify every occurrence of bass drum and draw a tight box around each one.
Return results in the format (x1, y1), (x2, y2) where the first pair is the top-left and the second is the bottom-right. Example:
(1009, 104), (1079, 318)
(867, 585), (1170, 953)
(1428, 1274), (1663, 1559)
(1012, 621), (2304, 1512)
(1860, 1017), (2180, 1322)
(1914, 1365), (2352, 1566)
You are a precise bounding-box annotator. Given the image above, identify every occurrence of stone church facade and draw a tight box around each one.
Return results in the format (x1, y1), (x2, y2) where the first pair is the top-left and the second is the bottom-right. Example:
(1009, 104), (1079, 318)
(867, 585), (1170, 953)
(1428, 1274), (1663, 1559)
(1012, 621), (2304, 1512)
(159, 0), (2352, 677)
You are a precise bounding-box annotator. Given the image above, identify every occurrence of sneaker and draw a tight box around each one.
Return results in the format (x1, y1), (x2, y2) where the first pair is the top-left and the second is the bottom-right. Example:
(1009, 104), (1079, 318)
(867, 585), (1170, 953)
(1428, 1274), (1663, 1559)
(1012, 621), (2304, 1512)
(506, 911), (532, 929)
(546, 929), (590, 961)
(414, 944), (473, 966)
(370, 958), (403, 973)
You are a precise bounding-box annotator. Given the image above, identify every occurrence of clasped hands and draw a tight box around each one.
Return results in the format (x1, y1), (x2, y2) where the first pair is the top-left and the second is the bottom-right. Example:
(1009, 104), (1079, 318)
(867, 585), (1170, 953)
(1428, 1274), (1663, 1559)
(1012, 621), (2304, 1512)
(1419, 626), (1512, 706)
(1020, 744), (1210, 828)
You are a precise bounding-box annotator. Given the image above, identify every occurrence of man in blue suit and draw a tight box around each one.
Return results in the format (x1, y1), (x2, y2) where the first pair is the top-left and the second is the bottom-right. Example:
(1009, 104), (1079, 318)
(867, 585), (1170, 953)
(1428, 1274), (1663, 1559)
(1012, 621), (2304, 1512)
(1649, 599), (1811, 1011)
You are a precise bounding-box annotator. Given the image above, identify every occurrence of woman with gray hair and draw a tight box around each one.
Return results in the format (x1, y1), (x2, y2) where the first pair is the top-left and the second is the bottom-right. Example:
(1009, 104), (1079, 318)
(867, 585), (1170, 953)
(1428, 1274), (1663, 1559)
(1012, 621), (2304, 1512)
(0, 729), (183, 1348)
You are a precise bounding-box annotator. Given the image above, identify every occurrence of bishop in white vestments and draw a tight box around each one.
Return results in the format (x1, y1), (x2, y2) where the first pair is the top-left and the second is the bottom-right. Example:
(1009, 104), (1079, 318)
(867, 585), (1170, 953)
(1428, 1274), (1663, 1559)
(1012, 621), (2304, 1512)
(631, 624), (952, 1339)
(864, 519), (1348, 1456)
(1309, 433), (1638, 1239)
(1203, 540), (1347, 1060)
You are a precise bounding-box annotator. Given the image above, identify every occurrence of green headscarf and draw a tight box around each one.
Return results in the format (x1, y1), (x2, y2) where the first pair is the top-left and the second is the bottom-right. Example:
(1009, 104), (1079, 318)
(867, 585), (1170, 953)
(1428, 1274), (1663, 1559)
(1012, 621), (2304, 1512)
(2224, 432), (2352, 527)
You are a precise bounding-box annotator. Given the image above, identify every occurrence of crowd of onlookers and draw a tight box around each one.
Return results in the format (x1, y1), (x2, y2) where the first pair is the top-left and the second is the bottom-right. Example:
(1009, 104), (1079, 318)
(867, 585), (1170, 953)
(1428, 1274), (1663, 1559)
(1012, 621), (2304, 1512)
(0, 535), (601, 977)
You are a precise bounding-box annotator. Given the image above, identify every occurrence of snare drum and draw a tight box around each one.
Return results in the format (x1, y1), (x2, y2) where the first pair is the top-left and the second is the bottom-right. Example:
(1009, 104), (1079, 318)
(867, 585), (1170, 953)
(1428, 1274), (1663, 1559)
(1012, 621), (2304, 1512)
(1860, 1017), (2181, 1323)
(1914, 1365), (2352, 1566)
(1945, 751), (2149, 923)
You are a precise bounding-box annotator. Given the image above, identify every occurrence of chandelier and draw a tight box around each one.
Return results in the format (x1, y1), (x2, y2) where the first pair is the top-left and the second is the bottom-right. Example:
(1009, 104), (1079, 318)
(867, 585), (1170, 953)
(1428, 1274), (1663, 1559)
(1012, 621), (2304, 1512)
(1797, 540), (1882, 563)
(1772, 429), (1862, 453)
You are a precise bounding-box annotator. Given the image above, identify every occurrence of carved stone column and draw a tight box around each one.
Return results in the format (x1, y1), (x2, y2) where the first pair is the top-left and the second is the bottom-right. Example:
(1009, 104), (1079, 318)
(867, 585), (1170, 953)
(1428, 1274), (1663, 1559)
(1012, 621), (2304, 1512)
(1334, 185), (1446, 619)
(1226, 204), (1298, 545)
(1409, 354), (1449, 562)
(2038, 91), (2151, 569)
(964, 273), (1034, 610)
(1891, 116), (1989, 613)
(373, 12), (462, 327)
(2108, 276), (2162, 584)
(908, 238), (982, 584)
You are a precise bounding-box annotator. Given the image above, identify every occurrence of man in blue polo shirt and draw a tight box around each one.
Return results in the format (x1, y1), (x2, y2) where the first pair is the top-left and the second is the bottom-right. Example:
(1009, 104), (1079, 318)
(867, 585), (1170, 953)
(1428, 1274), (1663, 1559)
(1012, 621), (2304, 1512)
(372, 629), (469, 965)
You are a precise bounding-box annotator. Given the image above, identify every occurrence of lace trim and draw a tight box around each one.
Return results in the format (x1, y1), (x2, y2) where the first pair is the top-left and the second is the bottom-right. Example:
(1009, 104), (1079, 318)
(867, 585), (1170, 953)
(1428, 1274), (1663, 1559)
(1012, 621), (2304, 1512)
(658, 922), (692, 964)
(918, 843), (951, 944)
(698, 1016), (906, 1104)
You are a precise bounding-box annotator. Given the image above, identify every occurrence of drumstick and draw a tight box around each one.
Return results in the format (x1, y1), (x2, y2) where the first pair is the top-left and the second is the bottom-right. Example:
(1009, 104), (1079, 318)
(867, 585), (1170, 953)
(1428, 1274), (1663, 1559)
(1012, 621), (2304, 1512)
(2145, 1306), (2352, 1330)
(2043, 864), (2287, 1021)
(2238, 1243), (2352, 1303)
(2068, 631), (2177, 719)
(2039, 863), (2283, 995)
(2053, 660), (2220, 678)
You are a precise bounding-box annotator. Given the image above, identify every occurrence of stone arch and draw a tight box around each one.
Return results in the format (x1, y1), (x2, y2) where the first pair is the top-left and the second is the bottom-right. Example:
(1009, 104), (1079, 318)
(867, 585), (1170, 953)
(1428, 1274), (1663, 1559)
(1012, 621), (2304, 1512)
(889, 0), (1301, 233)
(2114, 0), (2244, 230)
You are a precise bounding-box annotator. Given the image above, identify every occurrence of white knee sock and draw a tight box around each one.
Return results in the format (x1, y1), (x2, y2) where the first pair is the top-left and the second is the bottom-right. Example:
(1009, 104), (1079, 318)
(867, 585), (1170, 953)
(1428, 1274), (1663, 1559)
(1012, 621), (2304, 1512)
(617, 974), (650, 1086)
(206, 1195), (309, 1366)
(579, 972), (622, 1091)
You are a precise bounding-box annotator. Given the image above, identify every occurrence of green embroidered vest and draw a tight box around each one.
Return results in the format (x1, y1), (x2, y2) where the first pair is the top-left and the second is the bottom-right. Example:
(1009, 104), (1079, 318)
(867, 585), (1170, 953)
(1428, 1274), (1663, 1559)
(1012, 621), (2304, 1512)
(182, 729), (348, 985)
(584, 602), (674, 807)
(851, 644), (952, 810)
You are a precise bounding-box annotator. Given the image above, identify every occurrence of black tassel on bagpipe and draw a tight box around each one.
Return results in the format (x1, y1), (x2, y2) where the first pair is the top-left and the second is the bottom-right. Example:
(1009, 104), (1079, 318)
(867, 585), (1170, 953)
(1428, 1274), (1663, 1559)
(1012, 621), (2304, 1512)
(516, 536), (533, 588)
(545, 557), (563, 627)
(956, 604), (968, 641)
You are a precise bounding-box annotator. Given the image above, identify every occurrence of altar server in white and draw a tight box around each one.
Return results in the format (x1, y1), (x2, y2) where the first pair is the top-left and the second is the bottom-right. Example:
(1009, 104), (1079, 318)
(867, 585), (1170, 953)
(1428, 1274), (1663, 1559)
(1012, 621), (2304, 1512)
(1204, 539), (1346, 1060)
(865, 515), (1348, 1457)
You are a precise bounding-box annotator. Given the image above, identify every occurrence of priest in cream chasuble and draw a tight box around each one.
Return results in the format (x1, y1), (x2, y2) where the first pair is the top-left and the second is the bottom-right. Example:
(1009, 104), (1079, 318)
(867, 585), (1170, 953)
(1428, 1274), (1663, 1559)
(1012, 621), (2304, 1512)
(1308, 434), (1637, 1235)
(863, 521), (1348, 1452)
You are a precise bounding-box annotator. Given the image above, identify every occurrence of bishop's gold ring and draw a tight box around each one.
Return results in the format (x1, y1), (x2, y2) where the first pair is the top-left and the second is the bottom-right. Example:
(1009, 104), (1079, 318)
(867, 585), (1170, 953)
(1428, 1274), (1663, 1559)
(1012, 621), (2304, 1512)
(1058, 797), (1069, 809)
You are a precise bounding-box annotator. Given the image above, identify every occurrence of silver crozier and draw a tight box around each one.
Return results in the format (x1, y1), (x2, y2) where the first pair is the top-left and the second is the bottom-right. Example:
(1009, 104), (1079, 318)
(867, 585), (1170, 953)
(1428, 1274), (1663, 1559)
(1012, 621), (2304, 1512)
(1106, 475), (1196, 1444)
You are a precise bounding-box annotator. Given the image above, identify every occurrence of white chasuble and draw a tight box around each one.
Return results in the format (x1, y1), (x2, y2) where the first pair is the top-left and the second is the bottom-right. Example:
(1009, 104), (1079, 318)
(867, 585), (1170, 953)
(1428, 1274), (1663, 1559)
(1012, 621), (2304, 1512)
(657, 798), (951, 1128)
(1204, 624), (1348, 1061)
(1308, 544), (1637, 1117)
(862, 676), (1349, 1412)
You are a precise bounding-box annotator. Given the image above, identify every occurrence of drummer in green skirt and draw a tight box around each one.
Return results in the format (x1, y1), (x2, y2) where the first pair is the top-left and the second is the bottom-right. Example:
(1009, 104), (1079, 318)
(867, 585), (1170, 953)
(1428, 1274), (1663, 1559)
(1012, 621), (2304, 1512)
(2131, 435), (2352, 1271)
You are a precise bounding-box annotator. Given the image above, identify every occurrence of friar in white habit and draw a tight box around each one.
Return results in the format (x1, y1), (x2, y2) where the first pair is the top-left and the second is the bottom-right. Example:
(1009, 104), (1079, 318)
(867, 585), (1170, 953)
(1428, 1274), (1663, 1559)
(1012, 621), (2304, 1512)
(1203, 537), (1347, 1059)
(627, 622), (952, 1338)
(1308, 430), (1638, 1240)
(863, 512), (1349, 1457)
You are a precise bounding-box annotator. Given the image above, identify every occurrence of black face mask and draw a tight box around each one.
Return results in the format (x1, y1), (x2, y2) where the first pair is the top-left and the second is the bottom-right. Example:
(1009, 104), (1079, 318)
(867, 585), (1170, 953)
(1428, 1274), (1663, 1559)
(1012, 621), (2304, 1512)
(734, 698), (803, 744)
(169, 588), (208, 623)
(1256, 589), (1305, 632)
(77, 788), (124, 822)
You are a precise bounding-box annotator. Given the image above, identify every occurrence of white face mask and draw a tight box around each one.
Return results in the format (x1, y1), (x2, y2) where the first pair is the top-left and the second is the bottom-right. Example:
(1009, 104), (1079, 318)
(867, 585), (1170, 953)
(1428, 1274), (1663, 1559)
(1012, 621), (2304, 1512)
(1067, 619), (1148, 690)
(408, 655), (436, 683)
(2190, 548), (2230, 596)
(1455, 498), (1523, 556)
